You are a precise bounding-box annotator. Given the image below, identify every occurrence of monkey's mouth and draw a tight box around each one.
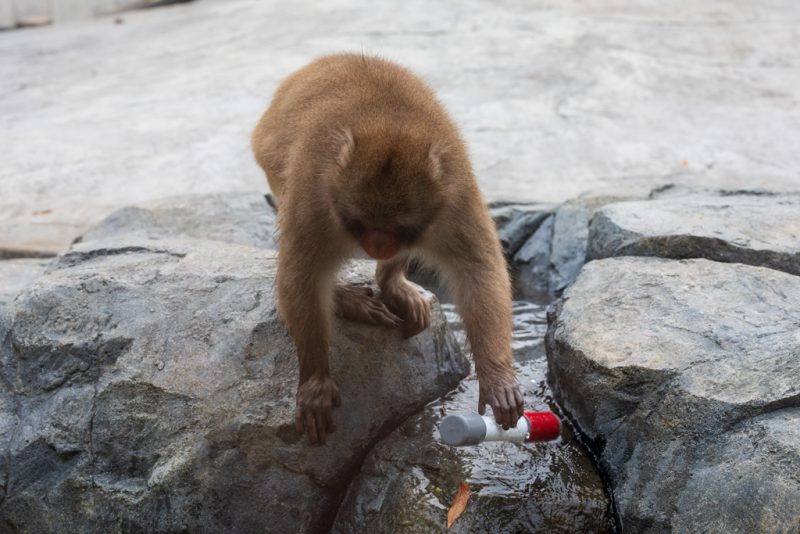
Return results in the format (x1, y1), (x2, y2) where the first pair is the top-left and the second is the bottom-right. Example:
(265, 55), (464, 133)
(360, 230), (400, 260)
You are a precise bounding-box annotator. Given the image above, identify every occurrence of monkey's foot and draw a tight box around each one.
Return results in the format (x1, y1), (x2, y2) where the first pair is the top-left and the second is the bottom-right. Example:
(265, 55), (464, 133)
(382, 281), (431, 338)
(335, 284), (402, 328)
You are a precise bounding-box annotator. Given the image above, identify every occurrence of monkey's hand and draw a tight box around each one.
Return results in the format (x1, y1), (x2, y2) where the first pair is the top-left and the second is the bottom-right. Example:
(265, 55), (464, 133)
(382, 281), (431, 338)
(478, 371), (524, 430)
(335, 284), (402, 328)
(295, 375), (342, 445)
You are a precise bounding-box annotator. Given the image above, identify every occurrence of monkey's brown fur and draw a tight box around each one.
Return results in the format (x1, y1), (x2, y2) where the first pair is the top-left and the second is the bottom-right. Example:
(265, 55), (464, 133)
(252, 54), (522, 444)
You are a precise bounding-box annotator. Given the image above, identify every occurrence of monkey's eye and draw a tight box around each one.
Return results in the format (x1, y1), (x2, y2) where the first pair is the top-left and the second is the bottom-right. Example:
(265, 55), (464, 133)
(340, 214), (365, 238)
(396, 225), (424, 244)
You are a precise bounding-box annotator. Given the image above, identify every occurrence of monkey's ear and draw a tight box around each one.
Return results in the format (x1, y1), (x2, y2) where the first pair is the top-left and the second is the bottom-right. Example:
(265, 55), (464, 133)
(336, 127), (355, 169)
(428, 142), (448, 181)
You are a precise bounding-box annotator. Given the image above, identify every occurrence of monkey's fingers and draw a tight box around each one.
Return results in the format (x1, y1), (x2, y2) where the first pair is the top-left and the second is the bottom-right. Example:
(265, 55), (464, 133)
(305, 410), (319, 444)
(492, 386), (523, 426)
(402, 300), (431, 338)
(367, 302), (403, 327)
(360, 286), (374, 297)
(478, 393), (487, 415)
(315, 412), (328, 445)
(511, 388), (524, 418)
(492, 402), (516, 430)
(402, 306), (423, 338)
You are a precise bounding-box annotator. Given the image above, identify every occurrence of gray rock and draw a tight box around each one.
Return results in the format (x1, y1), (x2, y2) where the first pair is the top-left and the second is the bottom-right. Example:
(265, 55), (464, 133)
(513, 196), (637, 299)
(588, 192), (800, 275)
(75, 192), (277, 250)
(334, 302), (612, 533)
(0, 258), (51, 346)
(546, 257), (800, 532)
(498, 210), (552, 257)
(673, 409), (800, 534)
(1, 233), (466, 532)
(490, 202), (556, 256)
(548, 200), (593, 292)
(512, 214), (555, 300)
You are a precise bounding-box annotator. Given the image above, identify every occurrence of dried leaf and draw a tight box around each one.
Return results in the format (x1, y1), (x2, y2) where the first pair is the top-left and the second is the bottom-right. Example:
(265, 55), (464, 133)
(447, 480), (471, 528)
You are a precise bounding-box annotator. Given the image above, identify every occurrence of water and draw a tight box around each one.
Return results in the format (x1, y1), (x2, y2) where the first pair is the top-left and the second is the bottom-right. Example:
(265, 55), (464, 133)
(334, 294), (614, 532)
(435, 301), (613, 531)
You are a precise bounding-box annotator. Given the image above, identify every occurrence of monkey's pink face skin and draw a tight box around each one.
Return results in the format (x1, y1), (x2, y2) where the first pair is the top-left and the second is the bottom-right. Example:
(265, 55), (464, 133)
(359, 230), (401, 260)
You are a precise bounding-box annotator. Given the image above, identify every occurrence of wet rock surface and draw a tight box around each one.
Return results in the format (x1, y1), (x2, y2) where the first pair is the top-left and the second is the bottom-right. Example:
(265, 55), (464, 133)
(589, 192), (800, 275)
(494, 195), (643, 300)
(0, 194), (467, 533)
(546, 257), (800, 532)
(333, 301), (613, 533)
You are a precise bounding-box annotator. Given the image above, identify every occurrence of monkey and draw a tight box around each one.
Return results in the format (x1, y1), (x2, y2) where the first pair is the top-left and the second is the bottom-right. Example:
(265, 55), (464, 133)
(251, 53), (523, 444)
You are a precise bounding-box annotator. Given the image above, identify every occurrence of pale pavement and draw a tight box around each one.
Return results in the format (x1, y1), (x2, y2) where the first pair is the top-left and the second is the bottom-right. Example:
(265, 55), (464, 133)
(2, 0), (799, 254)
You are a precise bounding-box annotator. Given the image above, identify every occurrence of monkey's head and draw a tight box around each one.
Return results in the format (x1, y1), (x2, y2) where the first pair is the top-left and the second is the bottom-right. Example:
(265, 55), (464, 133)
(326, 124), (448, 260)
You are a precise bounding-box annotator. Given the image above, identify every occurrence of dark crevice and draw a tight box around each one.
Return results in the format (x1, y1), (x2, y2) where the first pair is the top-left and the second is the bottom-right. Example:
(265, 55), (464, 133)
(0, 249), (58, 260)
(552, 398), (622, 534)
(54, 247), (186, 269)
(718, 189), (781, 197)
(545, 302), (632, 533)
(318, 395), (458, 532)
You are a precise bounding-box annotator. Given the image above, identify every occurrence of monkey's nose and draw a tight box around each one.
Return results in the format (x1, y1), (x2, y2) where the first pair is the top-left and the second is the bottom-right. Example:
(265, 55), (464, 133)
(360, 230), (400, 260)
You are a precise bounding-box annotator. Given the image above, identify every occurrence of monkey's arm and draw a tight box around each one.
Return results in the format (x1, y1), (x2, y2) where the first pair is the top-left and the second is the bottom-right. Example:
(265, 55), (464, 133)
(432, 214), (524, 429)
(276, 218), (343, 444)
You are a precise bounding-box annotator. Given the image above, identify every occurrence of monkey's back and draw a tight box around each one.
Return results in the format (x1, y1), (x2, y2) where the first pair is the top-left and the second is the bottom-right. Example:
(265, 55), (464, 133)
(252, 54), (462, 201)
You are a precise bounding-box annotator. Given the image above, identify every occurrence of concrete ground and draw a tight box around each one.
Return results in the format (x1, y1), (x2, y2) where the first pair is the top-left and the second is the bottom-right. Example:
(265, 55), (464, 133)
(1, 0), (799, 255)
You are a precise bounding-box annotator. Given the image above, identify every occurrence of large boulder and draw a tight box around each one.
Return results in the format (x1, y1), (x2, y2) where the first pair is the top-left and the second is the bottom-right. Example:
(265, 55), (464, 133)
(546, 257), (800, 532)
(0, 194), (468, 533)
(588, 192), (800, 275)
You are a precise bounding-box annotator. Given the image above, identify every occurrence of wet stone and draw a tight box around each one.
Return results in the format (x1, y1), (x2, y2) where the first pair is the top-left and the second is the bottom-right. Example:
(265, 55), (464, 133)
(546, 257), (800, 532)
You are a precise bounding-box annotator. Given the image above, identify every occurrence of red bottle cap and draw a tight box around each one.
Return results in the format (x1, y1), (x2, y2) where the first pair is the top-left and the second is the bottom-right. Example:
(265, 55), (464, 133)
(523, 412), (561, 442)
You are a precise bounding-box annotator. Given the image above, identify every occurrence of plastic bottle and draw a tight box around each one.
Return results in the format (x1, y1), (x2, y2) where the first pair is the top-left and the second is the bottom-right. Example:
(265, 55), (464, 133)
(439, 412), (561, 446)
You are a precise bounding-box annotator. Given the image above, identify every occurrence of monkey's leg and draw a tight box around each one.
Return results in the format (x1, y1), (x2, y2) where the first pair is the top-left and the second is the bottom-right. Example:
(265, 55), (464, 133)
(276, 238), (341, 445)
(376, 255), (431, 338)
(335, 283), (402, 327)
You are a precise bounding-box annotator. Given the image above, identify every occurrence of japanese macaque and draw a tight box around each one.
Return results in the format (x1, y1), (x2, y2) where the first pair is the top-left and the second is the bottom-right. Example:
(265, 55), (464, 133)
(252, 54), (523, 444)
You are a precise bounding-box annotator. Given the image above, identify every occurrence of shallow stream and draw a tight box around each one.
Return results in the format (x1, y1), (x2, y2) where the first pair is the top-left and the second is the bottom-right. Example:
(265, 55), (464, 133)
(434, 300), (614, 531)
(335, 294), (614, 532)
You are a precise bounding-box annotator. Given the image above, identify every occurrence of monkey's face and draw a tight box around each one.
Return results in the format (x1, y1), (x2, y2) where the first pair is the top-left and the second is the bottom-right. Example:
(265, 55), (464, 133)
(328, 131), (445, 260)
(337, 207), (431, 260)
